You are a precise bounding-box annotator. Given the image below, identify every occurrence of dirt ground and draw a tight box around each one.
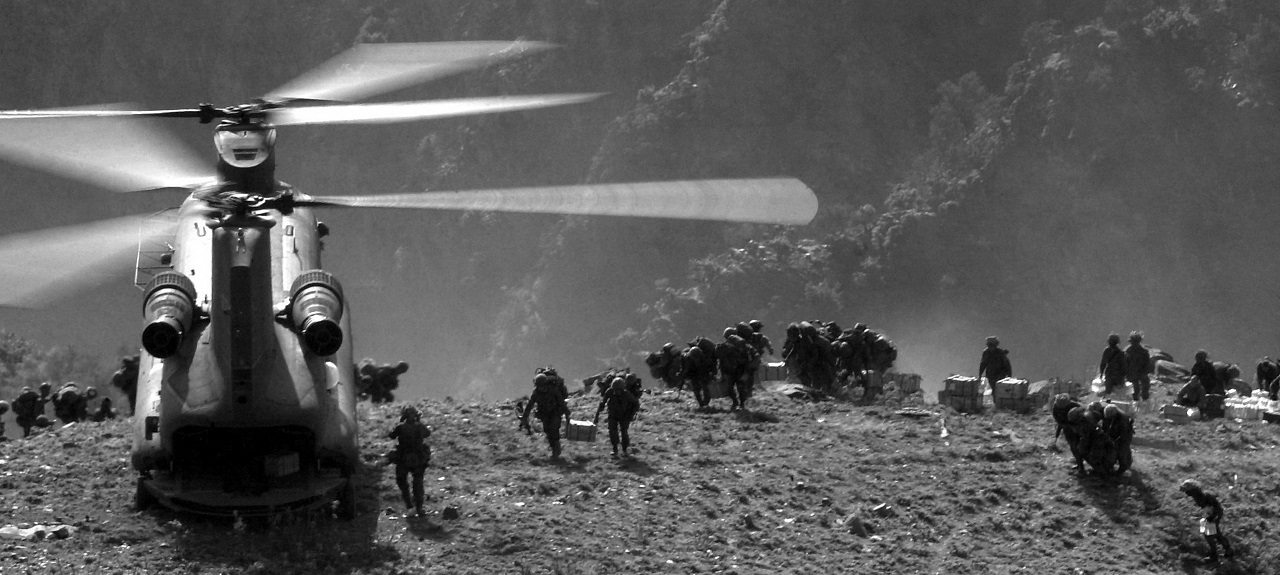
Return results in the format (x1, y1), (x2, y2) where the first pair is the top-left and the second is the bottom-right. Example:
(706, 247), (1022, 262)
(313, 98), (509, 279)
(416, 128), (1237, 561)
(0, 379), (1277, 574)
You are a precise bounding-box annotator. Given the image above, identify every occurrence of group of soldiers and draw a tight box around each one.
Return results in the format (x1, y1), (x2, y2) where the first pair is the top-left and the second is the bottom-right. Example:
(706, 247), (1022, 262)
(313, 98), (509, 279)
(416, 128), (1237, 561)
(1051, 394), (1135, 476)
(645, 320), (772, 411)
(783, 320), (897, 394)
(2, 381), (117, 439)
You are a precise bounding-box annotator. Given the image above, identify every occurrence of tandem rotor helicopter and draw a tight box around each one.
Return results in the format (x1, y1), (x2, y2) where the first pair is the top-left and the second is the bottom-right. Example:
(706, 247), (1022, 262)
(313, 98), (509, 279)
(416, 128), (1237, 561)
(0, 41), (816, 518)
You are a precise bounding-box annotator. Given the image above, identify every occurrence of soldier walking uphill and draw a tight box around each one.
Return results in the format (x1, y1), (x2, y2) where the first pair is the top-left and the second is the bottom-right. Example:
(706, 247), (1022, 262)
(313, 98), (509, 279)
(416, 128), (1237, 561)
(1179, 479), (1234, 563)
(1124, 332), (1151, 403)
(595, 377), (640, 458)
(645, 343), (684, 389)
(388, 406), (431, 517)
(1099, 333), (1125, 395)
(978, 336), (1012, 388)
(717, 327), (757, 411)
(682, 337), (719, 410)
(12, 383), (51, 438)
(519, 372), (571, 458)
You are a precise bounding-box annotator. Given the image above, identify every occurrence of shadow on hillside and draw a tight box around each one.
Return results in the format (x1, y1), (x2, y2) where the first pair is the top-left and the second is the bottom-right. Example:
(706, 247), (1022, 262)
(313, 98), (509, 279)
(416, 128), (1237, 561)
(405, 515), (454, 541)
(734, 410), (780, 424)
(614, 456), (657, 476)
(164, 462), (399, 573)
(1078, 467), (1165, 525)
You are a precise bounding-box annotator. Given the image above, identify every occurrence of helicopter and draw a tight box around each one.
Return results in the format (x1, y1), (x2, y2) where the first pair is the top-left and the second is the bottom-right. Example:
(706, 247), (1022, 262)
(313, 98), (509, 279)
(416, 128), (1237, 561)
(0, 41), (817, 518)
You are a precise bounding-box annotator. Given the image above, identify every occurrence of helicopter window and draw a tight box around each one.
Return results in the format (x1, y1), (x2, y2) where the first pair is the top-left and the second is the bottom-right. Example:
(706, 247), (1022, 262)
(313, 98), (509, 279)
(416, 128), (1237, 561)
(284, 225), (294, 236)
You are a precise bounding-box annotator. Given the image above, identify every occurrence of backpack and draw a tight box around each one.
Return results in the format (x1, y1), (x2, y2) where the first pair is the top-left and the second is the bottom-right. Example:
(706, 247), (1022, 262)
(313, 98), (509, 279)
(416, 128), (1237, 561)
(691, 336), (718, 361)
(717, 339), (747, 371)
(871, 335), (897, 370)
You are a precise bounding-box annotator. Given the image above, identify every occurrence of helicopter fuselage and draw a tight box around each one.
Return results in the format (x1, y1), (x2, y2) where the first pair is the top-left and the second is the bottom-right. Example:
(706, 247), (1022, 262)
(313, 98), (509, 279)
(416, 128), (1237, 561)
(132, 190), (358, 516)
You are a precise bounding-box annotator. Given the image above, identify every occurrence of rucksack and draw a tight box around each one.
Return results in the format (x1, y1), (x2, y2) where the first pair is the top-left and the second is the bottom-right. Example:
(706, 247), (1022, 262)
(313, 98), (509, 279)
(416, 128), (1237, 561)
(691, 336), (718, 361)
(717, 339), (747, 371)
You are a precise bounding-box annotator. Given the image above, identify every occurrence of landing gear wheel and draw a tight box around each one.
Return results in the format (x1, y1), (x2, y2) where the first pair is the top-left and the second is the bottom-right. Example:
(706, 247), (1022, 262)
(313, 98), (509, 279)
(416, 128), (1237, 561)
(135, 479), (156, 511)
(336, 480), (356, 521)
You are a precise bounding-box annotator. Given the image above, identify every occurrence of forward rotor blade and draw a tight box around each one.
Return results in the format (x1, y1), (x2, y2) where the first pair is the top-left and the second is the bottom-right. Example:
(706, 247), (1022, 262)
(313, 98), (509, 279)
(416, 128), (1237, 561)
(0, 106), (214, 192)
(301, 179), (819, 225)
(265, 41), (556, 103)
(267, 94), (603, 126)
(0, 213), (177, 308)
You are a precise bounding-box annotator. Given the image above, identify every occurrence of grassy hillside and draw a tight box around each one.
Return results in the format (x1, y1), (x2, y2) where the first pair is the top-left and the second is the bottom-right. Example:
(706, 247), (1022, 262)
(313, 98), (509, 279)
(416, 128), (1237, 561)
(0, 380), (1277, 574)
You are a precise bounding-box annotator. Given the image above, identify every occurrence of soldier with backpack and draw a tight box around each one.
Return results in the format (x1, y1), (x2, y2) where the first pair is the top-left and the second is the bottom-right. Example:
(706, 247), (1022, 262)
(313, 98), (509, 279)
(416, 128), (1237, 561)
(683, 337), (718, 410)
(51, 382), (87, 425)
(388, 405), (431, 516)
(1102, 403), (1134, 475)
(519, 372), (571, 458)
(645, 343), (684, 388)
(13, 384), (51, 437)
(1098, 334), (1126, 395)
(717, 327), (755, 410)
(595, 377), (640, 458)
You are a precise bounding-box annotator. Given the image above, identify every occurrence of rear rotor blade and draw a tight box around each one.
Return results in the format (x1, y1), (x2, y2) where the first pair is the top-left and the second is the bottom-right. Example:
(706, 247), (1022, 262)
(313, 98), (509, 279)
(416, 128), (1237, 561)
(265, 41), (556, 103)
(0, 213), (177, 308)
(267, 94), (602, 126)
(302, 179), (819, 225)
(0, 105), (214, 192)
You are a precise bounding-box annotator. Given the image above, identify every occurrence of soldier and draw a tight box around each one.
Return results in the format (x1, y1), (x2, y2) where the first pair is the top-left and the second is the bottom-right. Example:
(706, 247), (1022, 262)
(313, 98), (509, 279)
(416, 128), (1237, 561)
(978, 336), (1012, 388)
(12, 386), (42, 438)
(645, 343), (684, 389)
(519, 373), (571, 458)
(747, 320), (774, 356)
(1256, 356), (1279, 395)
(1098, 333), (1125, 395)
(388, 405), (431, 517)
(595, 377), (640, 458)
(110, 354), (140, 415)
(717, 327), (755, 410)
(1179, 479), (1234, 563)
(358, 360), (410, 403)
(781, 323), (809, 386)
(1102, 404), (1134, 475)
(92, 397), (116, 422)
(1052, 398), (1086, 472)
(51, 382), (87, 425)
(0, 400), (8, 440)
(1175, 376), (1207, 410)
(1190, 351), (1217, 394)
(833, 325), (871, 389)
(682, 337), (718, 410)
(1123, 332), (1151, 404)
(799, 322), (836, 392)
(1211, 361), (1240, 396)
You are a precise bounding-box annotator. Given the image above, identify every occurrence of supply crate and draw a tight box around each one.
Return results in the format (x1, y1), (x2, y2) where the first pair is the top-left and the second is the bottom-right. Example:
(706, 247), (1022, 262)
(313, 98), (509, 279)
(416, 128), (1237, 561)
(565, 419), (597, 442)
(993, 378), (1029, 400)
(945, 375), (981, 397)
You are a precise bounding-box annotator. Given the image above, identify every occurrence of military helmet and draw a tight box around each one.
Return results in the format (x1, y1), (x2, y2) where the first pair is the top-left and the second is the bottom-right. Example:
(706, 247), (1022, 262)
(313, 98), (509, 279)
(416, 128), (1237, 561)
(723, 327), (736, 339)
(0, 400), (9, 415)
(35, 414), (50, 427)
(400, 405), (421, 421)
(1067, 406), (1085, 423)
(1129, 331), (1143, 343)
(748, 320), (763, 332)
(38, 382), (51, 394)
(1195, 350), (1208, 361)
(853, 323), (867, 332)
(611, 377), (626, 391)
(1107, 333), (1120, 345)
(1083, 410), (1100, 425)
(1103, 404), (1121, 419)
(985, 336), (999, 346)
(394, 361), (410, 374)
(534, 373), (549, 387)
(1179, 479), (1202, 493)
(786, 323), (800, 335)
(662, 342), (674, 352)
(1051, 393), (1072, 411)
(686, 346), (703, 359)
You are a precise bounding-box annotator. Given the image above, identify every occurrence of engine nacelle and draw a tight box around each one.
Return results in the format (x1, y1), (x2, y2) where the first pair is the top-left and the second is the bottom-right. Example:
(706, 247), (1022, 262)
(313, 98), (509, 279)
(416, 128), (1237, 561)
(290, 270), (344, 357)
(141, 272), (196, 359)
